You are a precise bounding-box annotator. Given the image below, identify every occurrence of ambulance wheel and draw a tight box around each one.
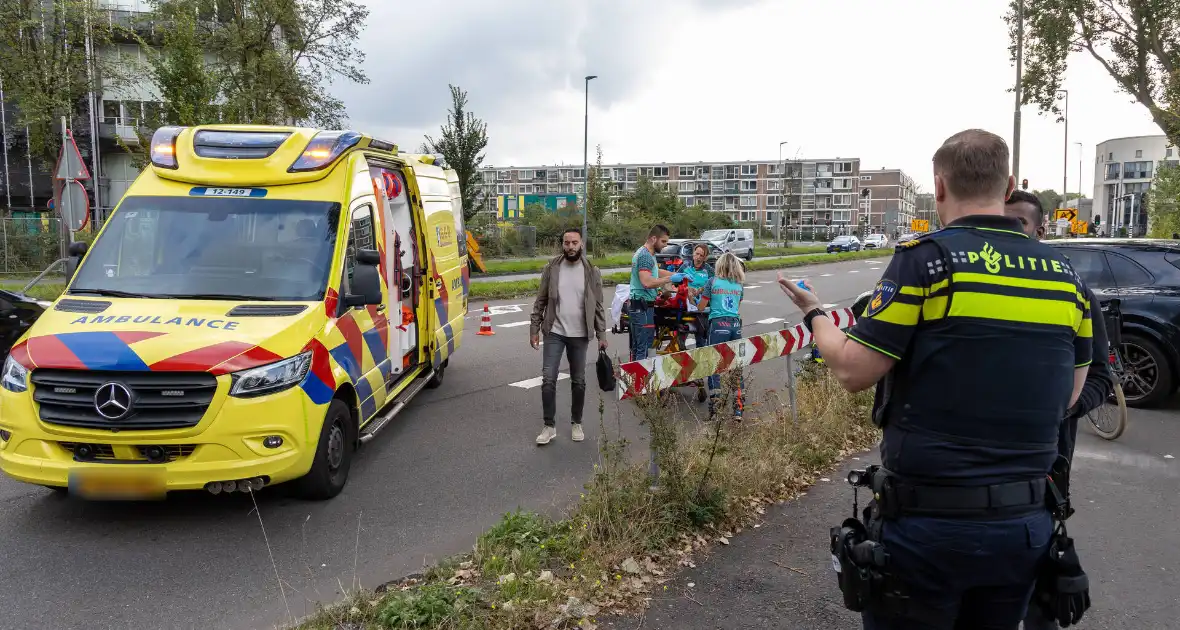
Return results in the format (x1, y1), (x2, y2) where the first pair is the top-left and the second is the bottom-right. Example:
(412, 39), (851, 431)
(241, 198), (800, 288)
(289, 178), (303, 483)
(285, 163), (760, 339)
(295, 399), (354, 501)
(427, 364), (445, 389)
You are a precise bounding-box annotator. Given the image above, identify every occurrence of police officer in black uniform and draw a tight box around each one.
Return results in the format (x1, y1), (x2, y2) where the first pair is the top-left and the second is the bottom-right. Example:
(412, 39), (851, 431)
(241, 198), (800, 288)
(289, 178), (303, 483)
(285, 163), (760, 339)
(778, 129), (1093, 629)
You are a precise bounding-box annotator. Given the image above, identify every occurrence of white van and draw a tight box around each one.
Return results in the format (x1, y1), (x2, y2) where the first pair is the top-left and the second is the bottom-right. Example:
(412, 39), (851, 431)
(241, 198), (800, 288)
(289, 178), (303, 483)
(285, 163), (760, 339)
(701, 228), (755, 260)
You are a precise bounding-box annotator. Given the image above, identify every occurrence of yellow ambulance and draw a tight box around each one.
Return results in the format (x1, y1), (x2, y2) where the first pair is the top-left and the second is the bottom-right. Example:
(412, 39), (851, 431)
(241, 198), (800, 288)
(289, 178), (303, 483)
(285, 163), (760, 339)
(0, 125), (469, 500)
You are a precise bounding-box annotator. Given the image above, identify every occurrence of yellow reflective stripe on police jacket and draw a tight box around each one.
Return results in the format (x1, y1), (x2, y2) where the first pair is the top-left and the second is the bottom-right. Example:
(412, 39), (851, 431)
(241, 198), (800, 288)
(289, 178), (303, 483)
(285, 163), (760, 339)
(945, 271), (1085, 330)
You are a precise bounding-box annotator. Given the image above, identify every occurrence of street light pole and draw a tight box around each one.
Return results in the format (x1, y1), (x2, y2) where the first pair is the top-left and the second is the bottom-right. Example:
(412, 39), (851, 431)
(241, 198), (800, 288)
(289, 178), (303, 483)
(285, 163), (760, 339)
(778, 141), (787, 246)
(582, 75), (596, 251)
(1075, 140), (1083, 209)
(1013, 0), (1024, 183)
(1058, 89), (1069, 208)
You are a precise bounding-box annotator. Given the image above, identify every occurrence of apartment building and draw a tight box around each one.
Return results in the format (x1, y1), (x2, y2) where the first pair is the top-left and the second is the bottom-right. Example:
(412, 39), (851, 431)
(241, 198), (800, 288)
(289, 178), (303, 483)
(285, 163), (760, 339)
(915, 192), (937, 228)
(479, 157), (868, 229)
(1092, 135), (1178, 236)
(857, 168), (918, 236)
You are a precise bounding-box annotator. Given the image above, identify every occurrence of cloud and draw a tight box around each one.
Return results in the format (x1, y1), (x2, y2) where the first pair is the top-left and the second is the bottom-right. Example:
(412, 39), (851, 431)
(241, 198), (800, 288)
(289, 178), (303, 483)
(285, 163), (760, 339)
(333, 0), (767, 136)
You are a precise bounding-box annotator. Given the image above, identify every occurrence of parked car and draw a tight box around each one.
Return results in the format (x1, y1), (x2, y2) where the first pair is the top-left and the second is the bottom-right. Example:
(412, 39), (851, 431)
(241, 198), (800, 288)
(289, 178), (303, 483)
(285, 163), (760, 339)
(1047, 238), (1180, 407)
(864, 234), (889, 249)
(657, 239), (725, 272)
(827, 235), (862, 253)
(701, 228), (755, 260)
(896, 232), (919, 244)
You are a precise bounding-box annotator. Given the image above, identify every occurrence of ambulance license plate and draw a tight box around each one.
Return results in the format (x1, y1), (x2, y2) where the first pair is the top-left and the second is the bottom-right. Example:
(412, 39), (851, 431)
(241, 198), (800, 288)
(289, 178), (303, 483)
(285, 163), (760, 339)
(189, 187), (267, 198)
(68, 468), (166, 501)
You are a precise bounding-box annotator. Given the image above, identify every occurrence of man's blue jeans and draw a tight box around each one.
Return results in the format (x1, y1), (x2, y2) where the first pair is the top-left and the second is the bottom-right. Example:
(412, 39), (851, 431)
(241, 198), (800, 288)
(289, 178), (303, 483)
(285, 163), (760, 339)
(861, 511), (1054, 630)
(628, 301), (655, 361)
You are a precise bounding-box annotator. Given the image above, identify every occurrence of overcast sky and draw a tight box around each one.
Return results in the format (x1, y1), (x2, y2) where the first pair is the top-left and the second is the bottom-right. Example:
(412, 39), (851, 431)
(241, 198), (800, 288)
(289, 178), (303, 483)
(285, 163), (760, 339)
(334, 0), (1164, 198)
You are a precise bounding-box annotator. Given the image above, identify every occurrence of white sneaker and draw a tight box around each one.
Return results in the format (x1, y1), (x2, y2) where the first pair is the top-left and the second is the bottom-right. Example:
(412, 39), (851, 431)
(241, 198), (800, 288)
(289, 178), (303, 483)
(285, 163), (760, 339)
(572, 424), (585, 442)
(536, 426), (557, 445)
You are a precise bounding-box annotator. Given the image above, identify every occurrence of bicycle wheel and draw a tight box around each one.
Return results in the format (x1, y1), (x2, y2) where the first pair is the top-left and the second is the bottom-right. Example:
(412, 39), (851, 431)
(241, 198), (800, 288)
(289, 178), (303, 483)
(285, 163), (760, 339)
(1086, 381), (1128, 440)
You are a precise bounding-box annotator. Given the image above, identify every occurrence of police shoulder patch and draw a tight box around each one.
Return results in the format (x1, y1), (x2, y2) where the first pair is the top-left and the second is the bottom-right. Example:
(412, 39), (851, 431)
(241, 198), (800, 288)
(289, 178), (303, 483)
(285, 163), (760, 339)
(865, 279), (899, 317)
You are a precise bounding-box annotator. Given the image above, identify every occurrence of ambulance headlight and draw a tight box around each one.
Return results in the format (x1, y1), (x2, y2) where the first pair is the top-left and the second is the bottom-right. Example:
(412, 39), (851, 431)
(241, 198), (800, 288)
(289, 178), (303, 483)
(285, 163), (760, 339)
(2, 355), (28, 393)
(229, 351), (312, 398)
(150, 126), (184, 169)
(288, 130), (362, 172)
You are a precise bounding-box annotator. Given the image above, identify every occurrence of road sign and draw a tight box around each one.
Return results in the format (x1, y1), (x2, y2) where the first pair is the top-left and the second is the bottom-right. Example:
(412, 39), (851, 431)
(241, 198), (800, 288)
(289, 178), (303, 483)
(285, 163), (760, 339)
(911, 219), (929, 232)
(54, 130), (91, 181)
(1053, 208), (1077, 222)
(59, 180), (90, 231)
(1071, 219), (1088, 234)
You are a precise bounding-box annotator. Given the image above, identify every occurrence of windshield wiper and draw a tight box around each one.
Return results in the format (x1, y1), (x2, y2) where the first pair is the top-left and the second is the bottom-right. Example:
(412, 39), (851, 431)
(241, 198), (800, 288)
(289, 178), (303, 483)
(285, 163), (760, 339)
(163, 293), (280, 301)
(68, 288), (160, 299)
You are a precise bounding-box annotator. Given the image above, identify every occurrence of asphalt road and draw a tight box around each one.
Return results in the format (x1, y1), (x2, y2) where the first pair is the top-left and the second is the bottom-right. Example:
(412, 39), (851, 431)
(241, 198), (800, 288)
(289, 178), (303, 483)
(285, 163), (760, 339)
(470, 248), (885, 283)
(604, 395), (1180, 630)
(0, 256), (892, 630)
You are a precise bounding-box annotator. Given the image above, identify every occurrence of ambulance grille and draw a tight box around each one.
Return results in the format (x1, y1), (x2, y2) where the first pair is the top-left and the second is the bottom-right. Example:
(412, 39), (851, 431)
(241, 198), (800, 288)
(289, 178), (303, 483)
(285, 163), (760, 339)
(226, 304), (308, 317)
(54, 299), (112, 313)
(30, 370), (218, 431)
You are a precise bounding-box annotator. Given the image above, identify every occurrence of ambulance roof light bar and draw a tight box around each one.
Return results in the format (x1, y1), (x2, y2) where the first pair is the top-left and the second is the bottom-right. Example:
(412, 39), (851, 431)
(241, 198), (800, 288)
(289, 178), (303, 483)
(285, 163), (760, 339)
(150, 126), (185, 169)
(288, 130), (363, 172)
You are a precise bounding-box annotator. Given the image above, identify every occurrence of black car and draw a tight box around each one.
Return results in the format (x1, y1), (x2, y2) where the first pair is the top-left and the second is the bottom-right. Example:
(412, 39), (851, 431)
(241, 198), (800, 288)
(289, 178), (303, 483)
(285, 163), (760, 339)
(1047, 238), (1180, 407)
(657, 239), (724, 272)
(827, 235), (862, 253)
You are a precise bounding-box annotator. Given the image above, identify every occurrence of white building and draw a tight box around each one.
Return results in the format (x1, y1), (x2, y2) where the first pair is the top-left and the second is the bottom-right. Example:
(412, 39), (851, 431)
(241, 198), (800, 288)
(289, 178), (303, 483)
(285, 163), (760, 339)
(1092, 135), (1178, 236)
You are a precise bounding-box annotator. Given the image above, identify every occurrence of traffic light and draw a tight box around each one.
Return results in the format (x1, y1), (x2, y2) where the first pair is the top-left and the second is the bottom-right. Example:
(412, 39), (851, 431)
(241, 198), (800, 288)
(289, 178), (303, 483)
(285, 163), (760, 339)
(1021, 178), (1028, 191)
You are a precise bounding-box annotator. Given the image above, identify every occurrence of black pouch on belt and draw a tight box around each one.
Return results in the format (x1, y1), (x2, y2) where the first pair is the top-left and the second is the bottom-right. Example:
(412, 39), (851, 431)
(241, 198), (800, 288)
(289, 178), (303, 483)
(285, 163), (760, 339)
(1033, 522), (1092, 627)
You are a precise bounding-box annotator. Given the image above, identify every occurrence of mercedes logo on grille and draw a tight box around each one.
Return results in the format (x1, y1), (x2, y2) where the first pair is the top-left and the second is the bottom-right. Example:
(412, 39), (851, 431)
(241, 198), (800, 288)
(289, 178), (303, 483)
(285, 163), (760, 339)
(94, 382), (133, 420)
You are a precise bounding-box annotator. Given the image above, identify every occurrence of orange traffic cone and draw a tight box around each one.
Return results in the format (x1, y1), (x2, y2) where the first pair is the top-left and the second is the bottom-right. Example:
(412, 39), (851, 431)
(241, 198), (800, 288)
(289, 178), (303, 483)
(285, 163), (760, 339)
(477, 303), (495, 336)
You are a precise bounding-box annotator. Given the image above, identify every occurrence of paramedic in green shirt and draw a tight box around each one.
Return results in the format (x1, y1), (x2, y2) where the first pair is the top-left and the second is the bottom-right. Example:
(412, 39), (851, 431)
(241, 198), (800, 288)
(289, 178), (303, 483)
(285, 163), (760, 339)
(629, 224), (677, 361)
(677, 242), (715, 348)
(696, 251), (745, 418)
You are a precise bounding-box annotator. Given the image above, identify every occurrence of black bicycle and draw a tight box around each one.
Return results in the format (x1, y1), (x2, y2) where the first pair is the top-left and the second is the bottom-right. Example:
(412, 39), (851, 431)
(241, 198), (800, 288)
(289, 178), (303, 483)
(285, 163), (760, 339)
(1086, 299), (1128, 440)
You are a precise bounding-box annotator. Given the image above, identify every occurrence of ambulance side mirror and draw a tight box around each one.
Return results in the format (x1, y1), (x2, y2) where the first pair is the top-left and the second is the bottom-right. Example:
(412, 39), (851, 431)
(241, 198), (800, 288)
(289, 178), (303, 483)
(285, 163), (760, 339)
(343, 249), (383, 308)
(65, 241), (88, 281)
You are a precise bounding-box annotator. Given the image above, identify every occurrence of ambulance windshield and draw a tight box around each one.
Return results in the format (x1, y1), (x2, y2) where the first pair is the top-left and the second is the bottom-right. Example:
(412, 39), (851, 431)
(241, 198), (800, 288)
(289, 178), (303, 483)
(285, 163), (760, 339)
(70, 196), (340, 301)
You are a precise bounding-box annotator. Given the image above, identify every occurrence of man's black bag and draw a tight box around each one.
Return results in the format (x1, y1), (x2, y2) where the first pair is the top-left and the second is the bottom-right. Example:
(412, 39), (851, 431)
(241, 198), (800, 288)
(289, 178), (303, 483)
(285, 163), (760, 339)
(596, 350), (616, 392)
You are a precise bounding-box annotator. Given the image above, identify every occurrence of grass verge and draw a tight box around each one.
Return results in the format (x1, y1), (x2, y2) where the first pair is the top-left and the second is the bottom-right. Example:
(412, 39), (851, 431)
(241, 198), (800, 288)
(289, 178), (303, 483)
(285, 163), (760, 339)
(294, 368), (878, 629)
(469, 248), (892, 301)
(3, 248), (888, 304)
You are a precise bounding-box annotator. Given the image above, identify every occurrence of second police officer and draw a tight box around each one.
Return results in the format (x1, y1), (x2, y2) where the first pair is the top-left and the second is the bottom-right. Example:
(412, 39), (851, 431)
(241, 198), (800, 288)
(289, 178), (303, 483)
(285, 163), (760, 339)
(778, 129), (1093, 629)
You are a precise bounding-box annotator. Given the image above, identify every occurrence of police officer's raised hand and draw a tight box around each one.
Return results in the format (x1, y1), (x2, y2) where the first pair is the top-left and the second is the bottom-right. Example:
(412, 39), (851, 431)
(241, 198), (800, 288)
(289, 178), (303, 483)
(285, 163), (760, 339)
(777, 272), (821, 313)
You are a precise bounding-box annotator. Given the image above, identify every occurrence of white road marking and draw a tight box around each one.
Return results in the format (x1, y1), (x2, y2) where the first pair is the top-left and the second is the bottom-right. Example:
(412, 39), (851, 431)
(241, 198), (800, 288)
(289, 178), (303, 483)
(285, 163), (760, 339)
(743, 300), (764, 305)
(759, 280), (774, 284)
(848, 270), (860, 273)
(820, 273), (833, 277)
(756, 317), (785, 325)
(864, 260), (884, 265)
(509, 373), (569, 389)
(1074, 446), (1180, 476)
(488, 304), (526, 316)
(498, 321), (530, 328)
(744, 285), (762, 289)
(822, 303), (838, 308)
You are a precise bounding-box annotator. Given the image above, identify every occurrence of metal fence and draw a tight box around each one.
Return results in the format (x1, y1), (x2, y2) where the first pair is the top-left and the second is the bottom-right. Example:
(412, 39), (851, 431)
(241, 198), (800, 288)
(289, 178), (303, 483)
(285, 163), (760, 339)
(0, 216), (104, 275)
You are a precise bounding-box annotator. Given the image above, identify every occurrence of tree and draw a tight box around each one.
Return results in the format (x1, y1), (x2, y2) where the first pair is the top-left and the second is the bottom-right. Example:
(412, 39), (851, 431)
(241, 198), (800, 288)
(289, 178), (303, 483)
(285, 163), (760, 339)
(423, 85), (489, 222)
(1146, 162), (1180, 236)
(148, 0), (370, 128)
(0, 0), (119, 162)
(1007, 0), (1180, 147)
(1034, 189), (1064, 213)
(585, 144), (612, 225)
(617, 175), (682, 223)
(144, 2), (220, 127)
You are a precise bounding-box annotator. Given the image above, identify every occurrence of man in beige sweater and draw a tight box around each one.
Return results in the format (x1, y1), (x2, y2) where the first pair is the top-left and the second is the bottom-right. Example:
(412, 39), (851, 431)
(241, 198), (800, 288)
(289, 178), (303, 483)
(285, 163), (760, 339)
(529, 228), (608, 445)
